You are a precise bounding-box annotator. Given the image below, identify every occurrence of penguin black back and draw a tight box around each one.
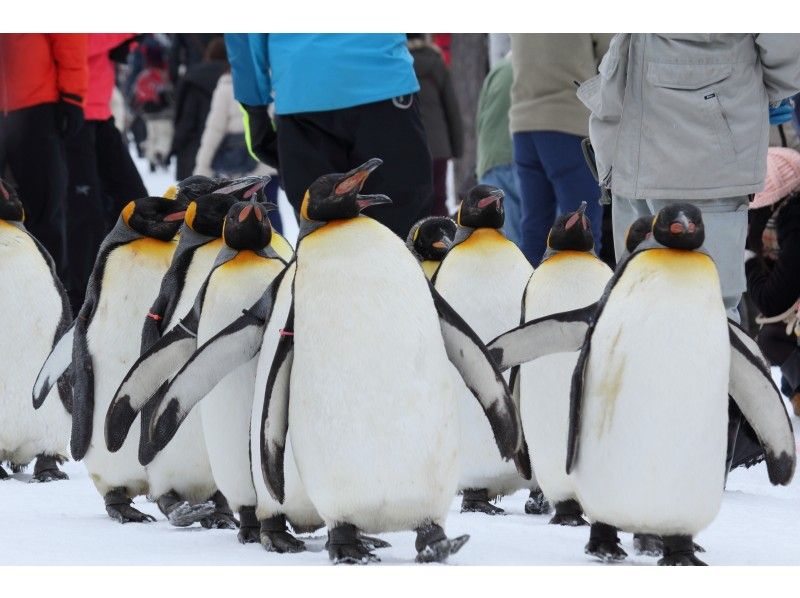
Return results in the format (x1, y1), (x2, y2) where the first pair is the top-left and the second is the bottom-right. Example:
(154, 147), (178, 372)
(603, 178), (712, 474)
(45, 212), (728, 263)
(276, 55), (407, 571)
(121, 197), (188, 241)
(652, 203), (705, 250)
(0, 179), (24, 222)
(301, 158), (392, 222)
(407, 216), (457, 261)
(223, 201), (277, 250)
(457, 185), (504, 229)
(547, 202), (594, 252)
(624, 216), (653, 253)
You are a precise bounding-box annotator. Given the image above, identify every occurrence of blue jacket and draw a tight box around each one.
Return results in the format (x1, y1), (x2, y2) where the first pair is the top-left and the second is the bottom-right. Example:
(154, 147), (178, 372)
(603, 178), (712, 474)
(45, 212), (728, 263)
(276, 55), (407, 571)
(224, 33), (420, 115)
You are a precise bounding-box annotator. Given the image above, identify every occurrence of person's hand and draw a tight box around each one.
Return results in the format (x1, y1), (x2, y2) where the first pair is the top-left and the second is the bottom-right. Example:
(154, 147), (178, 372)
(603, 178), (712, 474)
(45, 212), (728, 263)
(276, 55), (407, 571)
(240, 103), (279, 169)
(55, 97), (84, 139)
(769, 99), (794, 126)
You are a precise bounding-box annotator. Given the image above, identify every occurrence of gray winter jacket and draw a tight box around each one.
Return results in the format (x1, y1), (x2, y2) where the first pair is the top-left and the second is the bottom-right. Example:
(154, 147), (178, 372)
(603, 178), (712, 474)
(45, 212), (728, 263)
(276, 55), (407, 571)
(577, 34), (800, 201)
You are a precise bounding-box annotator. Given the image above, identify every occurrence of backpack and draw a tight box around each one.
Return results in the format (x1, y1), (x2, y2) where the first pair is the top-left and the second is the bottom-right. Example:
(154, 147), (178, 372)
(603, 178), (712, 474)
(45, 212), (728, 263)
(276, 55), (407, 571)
(134, 68), (172, 113)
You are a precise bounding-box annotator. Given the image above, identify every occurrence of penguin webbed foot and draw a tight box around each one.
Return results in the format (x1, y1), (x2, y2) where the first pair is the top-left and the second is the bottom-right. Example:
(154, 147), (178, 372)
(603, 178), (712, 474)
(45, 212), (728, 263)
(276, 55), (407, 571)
(29, 455), (68, 483)
(106, 504), (157, 524)
(657, 535), (707, 566)
(585, 522), (627, 563)
(359, 535), (391, 550)
(200, 511), (239, 530)
(414, 522), (469, 563)
(328, 523), (378, 564)
(0, 464), (8, 480)
(167, 501), (217, 528)
(460, 488), (505, 515)
(261, 515), (306, 553)
(237, 506), (260, 544)
(549, 500), (588, 526)
(524, 488), (552, 515)
(633, 533), (664, 557)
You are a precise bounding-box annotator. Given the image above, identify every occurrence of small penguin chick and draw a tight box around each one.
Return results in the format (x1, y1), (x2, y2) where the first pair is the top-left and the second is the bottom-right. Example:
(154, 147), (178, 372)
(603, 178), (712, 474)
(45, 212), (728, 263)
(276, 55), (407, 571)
(301, 158), (391, 221)
(624, 216), (654, 253)
(407, 216), (457, 261)
(652, 203), (705, 250)
(0, 178), (24, 222)
(222, 200), (278, 250)
(457, 185), (505, 229)
(547, 201), (594, 252)
(184, 194), (240, 237)
(121, 197), (188, 241)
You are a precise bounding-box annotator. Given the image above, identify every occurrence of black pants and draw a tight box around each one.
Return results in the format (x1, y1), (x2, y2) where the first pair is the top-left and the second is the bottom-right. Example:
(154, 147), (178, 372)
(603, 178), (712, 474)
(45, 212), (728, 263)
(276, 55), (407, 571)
(277, 95), (433, 238)
(0, 103), (68, 281)
(65, 118), (147, 309)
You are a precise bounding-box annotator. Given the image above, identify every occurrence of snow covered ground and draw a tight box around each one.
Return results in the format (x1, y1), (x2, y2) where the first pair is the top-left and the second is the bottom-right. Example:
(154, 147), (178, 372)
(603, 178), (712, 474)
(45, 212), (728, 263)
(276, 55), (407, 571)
(3, 153), (797, 566)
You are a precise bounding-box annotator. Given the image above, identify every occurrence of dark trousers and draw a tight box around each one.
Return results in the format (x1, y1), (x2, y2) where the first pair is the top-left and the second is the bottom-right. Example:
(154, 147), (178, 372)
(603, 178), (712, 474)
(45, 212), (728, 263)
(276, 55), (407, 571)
(430, 158), (449, 217)
(0, 103), (68, 280)
(513, 130), (603, 266)
(277, 96), (433, 238)
(65, 118), (147, 310)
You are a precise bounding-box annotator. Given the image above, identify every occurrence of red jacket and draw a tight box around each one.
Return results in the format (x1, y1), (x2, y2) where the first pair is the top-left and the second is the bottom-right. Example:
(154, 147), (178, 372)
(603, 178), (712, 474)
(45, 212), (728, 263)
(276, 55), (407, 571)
(0, 34), (88, 113)
(86, 34), (135, 120)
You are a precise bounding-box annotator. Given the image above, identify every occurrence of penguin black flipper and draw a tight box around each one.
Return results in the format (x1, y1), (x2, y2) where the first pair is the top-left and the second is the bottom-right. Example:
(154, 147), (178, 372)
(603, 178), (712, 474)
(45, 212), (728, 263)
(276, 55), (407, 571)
(106, 307), (201, 453)
(428, 282), (526, 473)
(146, 264), (291, 454)
(33, 321), (75, 409)
(70, 295), (98, 461)
(486, 302), (597, 372)
(727, 320), (796, 485)
(260, 302), (295, 504)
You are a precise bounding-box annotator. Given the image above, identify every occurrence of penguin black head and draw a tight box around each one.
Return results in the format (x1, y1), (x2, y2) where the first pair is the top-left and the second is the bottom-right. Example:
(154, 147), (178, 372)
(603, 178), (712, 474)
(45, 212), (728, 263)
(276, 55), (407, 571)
(301, 158), (392, 222)
(625, 216), (654, 253)
(185, 193), (240, 237)
(0, 179), (24, 222)
(407, 216), (457, 261)
(652, 203), (705, 250)
(457, 185), (505, 229)
(547, 202), (594, 252)
(222, 200), (278, 250)
(121, 197), (188, 241)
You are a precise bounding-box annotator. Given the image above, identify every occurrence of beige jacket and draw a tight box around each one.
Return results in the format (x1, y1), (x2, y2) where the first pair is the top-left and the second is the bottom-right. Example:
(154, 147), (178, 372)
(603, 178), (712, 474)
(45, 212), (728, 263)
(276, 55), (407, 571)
(194, 73), (274, 177)
(578, 34), (800, 201)
(509, 33), (614, 137)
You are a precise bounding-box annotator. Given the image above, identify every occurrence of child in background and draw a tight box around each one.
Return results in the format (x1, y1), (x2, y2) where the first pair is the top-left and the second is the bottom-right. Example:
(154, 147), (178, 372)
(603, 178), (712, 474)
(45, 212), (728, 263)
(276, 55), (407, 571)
(133, 41), (174, 172)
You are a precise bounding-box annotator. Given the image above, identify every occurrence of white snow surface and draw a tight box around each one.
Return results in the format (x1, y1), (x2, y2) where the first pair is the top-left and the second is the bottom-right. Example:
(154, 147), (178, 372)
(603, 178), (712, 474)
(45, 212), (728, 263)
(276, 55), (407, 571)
(3, 154), (797, 566)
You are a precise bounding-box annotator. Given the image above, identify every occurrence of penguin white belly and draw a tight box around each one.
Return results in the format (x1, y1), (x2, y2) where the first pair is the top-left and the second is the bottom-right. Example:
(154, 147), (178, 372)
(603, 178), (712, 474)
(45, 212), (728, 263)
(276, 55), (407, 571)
(573, 250), (729, 535)
(291, 218), (459, 534)
(83, 239), (176, 496)
(521, 254), (612, 503)
(251, 263), (323, 531)
(146, 240), (223, 502)
(0, 223), (69, 465)
(435, 230), (533, 496)
(199, 252), (285, 512)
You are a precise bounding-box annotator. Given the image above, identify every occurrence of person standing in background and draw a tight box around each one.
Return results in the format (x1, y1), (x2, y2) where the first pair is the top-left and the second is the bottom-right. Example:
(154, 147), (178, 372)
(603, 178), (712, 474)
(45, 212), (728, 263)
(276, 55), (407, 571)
(171, 37), (228, 180)
(0, 33), (88, 282)
(168, 33), (223, 86)
(475, 54), (522, 246)
(64, 34), (148, 311)
(226, 33), (432, 238)
(510, 33), (611, 266)
(407, 34), (463, 217)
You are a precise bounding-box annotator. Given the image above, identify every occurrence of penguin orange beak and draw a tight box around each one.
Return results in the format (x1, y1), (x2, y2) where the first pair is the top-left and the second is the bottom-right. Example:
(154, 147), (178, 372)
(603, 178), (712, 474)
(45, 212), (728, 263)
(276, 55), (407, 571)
(565, 202), (588, 230)
(669, 213), (692, 234)
(432, 240), (449, 250)
(477, 188), (504, 210)
(335, 158), (383, 196)
(356, 194), (392, 211)
(163, 210), (187, 222)
(217, 176), (270, 199)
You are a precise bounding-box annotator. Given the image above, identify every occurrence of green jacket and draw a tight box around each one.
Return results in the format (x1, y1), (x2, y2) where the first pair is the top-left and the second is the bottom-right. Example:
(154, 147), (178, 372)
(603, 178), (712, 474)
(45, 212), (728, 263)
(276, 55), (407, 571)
(476, 57), (513, 179)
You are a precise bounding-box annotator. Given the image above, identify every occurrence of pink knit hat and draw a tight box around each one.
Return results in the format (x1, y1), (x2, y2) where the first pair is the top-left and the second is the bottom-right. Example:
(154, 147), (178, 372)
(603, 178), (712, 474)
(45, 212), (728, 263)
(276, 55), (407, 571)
(752, 147), (800, 209)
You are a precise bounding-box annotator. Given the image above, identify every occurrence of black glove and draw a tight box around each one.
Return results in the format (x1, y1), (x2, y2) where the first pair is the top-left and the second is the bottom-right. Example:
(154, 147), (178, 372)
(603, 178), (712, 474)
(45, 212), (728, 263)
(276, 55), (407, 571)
(776, 194), (800, 247)
(55, 98), (84, 140)
(108, 35), (144, 64)
(241, 103), (279, 169)
(746, 205), (771, 254)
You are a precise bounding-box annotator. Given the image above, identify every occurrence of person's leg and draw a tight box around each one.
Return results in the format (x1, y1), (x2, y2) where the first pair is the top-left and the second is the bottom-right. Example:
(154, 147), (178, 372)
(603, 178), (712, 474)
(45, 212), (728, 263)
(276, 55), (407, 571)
(276, 112), (350, 215)
(94, 118), (148, 225)
(513, 131), (557, 266)
(480, 164), (522, 246)
(429, 158), (449, 217)
(534, 131), (603, 256)
(4, 104), (68, 281)
(346, 96), (433, 238)
(64, 122), (107, 311)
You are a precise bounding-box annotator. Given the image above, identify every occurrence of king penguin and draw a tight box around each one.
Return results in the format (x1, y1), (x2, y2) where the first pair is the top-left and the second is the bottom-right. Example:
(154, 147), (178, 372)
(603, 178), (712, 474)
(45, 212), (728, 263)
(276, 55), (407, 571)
(34, 195), (187, 522)
(140, 159), (528, 564)
(488, 203), (796, 565)
(0, 179), (72, 482)
(433, 184), (536, 515)
(517, 203), (612, 526)
(406, 216), (457, 279)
